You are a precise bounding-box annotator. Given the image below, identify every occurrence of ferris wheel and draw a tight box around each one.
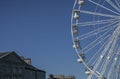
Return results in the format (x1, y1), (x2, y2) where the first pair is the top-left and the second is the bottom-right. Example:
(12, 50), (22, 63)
(71, 0), (120, 79)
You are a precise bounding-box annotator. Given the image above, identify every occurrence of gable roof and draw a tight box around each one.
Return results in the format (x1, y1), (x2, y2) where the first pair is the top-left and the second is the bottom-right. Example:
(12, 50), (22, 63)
(0, 51), (46, 73)
(0, 52), (11, 59)
(25, 64), (46, 73)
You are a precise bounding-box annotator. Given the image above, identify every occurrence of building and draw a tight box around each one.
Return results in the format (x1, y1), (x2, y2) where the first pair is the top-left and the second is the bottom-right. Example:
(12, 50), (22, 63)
(48, 74), (75, 79)
(0, 51), (46, 79)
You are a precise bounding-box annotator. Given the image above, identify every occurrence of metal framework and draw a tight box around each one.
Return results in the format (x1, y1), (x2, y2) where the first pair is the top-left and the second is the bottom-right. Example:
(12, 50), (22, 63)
(71, 0), (120, 79)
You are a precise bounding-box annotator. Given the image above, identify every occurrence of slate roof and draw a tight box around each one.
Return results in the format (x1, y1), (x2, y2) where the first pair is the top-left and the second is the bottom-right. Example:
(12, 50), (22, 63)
(25, 64), (46, 72)
(0, 52), (11, 59)
(0, 51), (46, 73)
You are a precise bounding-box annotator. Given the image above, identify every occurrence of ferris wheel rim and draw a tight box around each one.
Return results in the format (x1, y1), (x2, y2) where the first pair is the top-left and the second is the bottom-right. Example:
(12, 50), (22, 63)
(71, 0), (100, 77)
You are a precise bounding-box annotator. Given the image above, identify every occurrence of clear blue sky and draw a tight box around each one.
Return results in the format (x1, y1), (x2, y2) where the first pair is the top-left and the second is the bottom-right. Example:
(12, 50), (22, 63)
(0, 0), (86, 79)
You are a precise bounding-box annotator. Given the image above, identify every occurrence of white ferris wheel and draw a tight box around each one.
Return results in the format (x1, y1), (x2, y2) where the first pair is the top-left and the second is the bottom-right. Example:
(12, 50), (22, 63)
(71, 0), (120, 79)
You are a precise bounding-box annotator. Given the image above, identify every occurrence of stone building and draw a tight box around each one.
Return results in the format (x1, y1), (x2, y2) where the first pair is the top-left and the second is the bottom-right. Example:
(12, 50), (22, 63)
(0, 51), (46, 79)
(48, 74), (75, 79)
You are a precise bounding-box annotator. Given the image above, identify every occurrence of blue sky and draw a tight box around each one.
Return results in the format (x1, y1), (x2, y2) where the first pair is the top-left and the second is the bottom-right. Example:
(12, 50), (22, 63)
(0, 0), (86, 79)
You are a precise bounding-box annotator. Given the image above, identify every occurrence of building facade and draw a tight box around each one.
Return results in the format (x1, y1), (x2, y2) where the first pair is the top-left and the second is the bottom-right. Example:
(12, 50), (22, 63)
(48, 74), (75, 79)
(0, 51), (46, 79)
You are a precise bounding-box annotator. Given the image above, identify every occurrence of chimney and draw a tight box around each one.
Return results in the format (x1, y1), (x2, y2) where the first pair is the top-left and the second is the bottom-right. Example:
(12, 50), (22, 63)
(24, 58), (31, 64)
(20, 56), (31, 64)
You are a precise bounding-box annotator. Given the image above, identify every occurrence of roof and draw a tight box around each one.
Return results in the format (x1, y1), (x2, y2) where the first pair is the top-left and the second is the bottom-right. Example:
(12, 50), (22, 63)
(25, 64), (46, 73)
(0, 52), (11, 59)
(0, 51), (46, 73)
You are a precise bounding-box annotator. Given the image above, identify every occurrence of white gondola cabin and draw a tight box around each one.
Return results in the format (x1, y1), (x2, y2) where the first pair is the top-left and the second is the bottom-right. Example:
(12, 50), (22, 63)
(78, 0), (84, 5)
(72, 25), (78, 35)
(73, 10), (80, 19)
(85, 70), (91, 75)
(77, 58), (83, 63)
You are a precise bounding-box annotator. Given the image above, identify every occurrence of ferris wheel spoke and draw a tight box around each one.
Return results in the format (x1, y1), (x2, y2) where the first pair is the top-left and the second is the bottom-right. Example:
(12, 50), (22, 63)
(80, 10), (119, 18)
(107, 60), (117, 78)
(87, 35), (110, 65)
(101, 43), (118, 76)
(100, 26), (120, 75)
(117, 0), (120, 8)
(81, 21), (117, 52)
(118, 0), (120, 8)
(77, 21), (118, 40)
(86, 35), (111, 79)
(115, 66), (120, 79)
(88, 0), (120, 15)
(115, 57), (120, 79)
(115, 0), (120, 9)
(105, 0), (120, 13)
(82, 30), (111, 54)
(90, 25), (120, 78)
(76, 19), (118, 26)
(78, 27), (110, 40)
(107, 46), (120, 79)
